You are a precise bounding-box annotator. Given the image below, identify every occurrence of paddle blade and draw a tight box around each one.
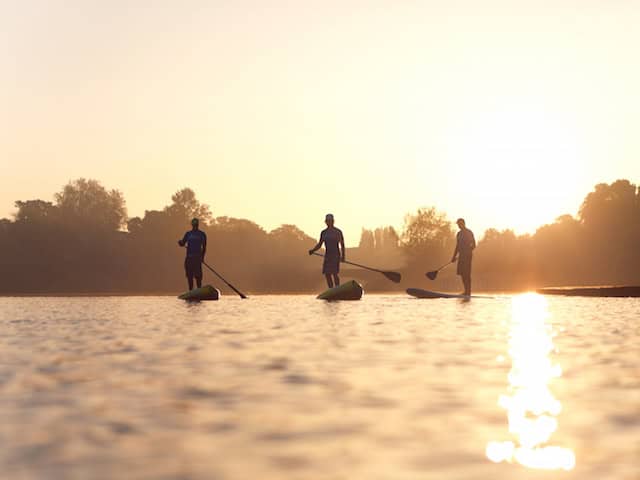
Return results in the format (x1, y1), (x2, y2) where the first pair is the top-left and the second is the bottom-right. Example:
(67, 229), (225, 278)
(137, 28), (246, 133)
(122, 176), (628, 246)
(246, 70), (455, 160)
(426, 271), (438, 280)
(383, 271), (402, 283)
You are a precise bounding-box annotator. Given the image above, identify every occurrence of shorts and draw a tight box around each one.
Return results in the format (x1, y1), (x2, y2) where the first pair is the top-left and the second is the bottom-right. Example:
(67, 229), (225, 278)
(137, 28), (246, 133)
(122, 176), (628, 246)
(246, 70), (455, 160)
(322, 255), (341, 275)
(457, 252), (472, 277)
(185, 256), (203, 278)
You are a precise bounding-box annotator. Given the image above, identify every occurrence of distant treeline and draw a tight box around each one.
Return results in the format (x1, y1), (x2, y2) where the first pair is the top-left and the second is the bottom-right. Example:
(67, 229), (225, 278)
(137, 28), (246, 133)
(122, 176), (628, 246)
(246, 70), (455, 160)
(1, 178), (639, 294)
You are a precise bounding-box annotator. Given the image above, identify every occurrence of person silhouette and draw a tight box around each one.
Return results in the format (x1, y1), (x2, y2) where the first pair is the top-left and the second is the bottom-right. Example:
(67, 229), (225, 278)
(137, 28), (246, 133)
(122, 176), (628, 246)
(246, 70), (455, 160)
(451, 218), (476, 296)
(178, 218), (207, 290)
(308, 213), (345, 289)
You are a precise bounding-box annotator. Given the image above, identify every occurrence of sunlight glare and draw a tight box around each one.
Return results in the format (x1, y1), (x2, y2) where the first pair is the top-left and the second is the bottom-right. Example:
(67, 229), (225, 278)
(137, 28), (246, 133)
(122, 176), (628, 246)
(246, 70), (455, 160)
(446, 105), (584, 233)
(487, 293), (575, 471)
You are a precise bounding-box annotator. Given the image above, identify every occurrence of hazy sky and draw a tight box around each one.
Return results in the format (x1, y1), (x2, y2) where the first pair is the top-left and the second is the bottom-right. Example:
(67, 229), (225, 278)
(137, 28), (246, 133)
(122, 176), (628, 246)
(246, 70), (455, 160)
(2, 1), (639, 244)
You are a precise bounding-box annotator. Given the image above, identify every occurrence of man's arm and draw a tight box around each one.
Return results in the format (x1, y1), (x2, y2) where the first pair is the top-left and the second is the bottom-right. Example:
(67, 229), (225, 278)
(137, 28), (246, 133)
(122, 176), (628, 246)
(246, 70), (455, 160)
(470, 231), (476, 250)
(451, 234), (459, 262)
(339, 231), (346, 261)
(178, 232), (188, 247)
(308, 232), (324, 255)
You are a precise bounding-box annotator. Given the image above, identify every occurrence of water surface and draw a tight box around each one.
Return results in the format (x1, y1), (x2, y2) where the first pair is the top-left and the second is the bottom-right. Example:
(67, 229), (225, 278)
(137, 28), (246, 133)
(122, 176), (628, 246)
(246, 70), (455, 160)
(0, 294), (637, 479)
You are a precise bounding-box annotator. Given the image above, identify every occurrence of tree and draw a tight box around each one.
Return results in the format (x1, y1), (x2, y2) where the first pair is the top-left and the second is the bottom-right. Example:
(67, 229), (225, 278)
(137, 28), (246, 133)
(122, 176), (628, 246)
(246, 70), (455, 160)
(166, 188), (212, 225)
(374, 226), (400, 251)
(579, 180), (639, 229)
(475, 228), (521, 275)
(55, 178), (127, 231)
(401, 207), (454, 261)
(14, 200), (58, 224)
(359, 229), (375, 251)
(126, 216), (144, 235)
(577, 180), (640, 283)
(533, 215), (583, 283)
(0, 218), (11, 234)
(269, 224), (314, 244)
(267, 224), (315, 262)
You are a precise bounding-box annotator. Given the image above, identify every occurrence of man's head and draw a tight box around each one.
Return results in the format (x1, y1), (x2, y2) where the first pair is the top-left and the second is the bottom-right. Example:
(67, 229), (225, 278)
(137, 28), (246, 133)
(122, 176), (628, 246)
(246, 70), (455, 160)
(325, 213), (335, 227)
(456, 218), (466, 230)
(191, 218), (200, 229)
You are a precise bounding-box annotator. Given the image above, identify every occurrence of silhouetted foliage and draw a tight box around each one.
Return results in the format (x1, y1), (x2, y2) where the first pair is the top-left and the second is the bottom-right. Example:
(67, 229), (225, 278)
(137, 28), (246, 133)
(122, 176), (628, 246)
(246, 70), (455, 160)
(166, 188), (213, 226)
(402, 207), (454, 263)
(55, 178), (127, 231)
(473, 229), (536, 291)
(576, 180), (640, 284)
(0, 178), (638, 294)
(14, 200), (58, 224)
(359, 229), (375, 251)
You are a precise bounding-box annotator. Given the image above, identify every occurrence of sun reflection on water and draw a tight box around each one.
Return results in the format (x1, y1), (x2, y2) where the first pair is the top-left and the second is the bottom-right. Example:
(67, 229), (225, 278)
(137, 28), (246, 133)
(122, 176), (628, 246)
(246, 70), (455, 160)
(486, 293), (575, 471)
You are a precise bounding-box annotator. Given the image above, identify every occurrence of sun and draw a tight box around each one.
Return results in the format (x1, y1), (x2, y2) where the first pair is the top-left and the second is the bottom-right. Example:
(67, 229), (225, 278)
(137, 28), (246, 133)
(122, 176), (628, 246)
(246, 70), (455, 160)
(445, 103), (586, 233)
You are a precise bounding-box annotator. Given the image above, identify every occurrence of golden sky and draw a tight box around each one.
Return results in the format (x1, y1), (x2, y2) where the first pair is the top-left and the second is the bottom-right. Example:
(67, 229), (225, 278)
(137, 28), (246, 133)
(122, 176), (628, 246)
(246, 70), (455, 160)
(2, 1), (639, 243)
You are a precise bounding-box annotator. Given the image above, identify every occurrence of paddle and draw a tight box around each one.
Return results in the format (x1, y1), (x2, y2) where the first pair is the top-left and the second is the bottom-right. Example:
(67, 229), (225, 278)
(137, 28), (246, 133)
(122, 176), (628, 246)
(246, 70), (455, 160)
(311, 252), (401, 283)
(426, 261), (453, 280)
(202, 261), (248, 299)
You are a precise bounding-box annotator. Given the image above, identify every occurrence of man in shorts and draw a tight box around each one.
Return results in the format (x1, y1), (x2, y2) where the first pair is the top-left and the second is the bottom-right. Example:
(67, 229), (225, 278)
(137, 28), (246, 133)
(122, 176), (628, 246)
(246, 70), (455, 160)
(451, 218), (476, 296)
(308, 213), (346, 288)
(178, 218), (207, 291)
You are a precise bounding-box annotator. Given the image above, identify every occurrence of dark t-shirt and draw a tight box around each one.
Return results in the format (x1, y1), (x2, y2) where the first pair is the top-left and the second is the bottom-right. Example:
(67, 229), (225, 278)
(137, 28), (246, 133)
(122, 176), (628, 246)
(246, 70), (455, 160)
(182, 230), (207, 257)
(456, 229), (476, 255)
(320, 227), (343, 257)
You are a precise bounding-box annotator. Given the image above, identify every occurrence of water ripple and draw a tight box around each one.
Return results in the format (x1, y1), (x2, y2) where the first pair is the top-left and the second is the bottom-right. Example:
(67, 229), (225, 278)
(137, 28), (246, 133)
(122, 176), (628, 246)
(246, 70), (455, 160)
(0, 294), (637, 479)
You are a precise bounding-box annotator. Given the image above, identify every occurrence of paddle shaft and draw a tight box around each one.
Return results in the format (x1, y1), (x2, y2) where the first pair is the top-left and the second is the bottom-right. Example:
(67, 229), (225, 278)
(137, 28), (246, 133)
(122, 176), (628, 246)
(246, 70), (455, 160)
(435, 261), (453, 272)
(202, 261), (247, 299)
(312, 252), (388, 275)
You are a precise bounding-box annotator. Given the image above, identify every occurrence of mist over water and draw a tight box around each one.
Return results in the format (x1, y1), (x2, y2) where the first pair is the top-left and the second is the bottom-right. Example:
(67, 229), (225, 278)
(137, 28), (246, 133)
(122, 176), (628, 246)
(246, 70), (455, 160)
(0, 294), (637, 480)
(3, 178), (640, 295)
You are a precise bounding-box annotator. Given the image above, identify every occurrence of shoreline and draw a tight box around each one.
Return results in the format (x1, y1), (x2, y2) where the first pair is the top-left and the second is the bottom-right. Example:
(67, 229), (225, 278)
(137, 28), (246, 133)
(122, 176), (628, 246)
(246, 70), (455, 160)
(1, 290), (514, 297)
(3, 285), (636, 298)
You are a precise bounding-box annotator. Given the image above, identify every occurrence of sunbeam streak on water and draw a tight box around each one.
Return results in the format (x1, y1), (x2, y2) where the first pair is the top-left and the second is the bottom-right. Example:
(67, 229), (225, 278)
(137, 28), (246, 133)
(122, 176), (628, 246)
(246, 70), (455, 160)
(486, 293), (575, 471)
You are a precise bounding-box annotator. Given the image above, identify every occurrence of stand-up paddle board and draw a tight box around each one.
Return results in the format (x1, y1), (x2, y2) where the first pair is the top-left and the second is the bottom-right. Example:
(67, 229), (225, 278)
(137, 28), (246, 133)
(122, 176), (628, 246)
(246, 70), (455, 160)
(317, 280), (364, 301)
(406, 288), (493, 299)
(178, 285), (220, 301)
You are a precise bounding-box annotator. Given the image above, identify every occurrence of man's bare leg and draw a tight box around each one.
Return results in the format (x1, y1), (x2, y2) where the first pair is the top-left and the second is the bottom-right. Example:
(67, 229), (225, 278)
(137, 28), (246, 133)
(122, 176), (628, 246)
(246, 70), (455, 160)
(325, 274), (334, 288)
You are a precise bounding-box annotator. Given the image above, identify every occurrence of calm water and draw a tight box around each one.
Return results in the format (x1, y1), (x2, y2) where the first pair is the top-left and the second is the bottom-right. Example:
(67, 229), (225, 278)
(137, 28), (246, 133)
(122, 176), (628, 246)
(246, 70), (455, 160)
(0, 294), (638, 480)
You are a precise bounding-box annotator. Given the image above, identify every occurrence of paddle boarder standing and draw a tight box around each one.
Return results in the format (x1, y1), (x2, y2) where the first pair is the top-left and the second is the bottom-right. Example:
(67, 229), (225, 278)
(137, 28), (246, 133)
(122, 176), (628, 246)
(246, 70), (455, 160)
(178, 218), (207, 291)
(451, 218), (476, 296)
(309, 214), (345, 288)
